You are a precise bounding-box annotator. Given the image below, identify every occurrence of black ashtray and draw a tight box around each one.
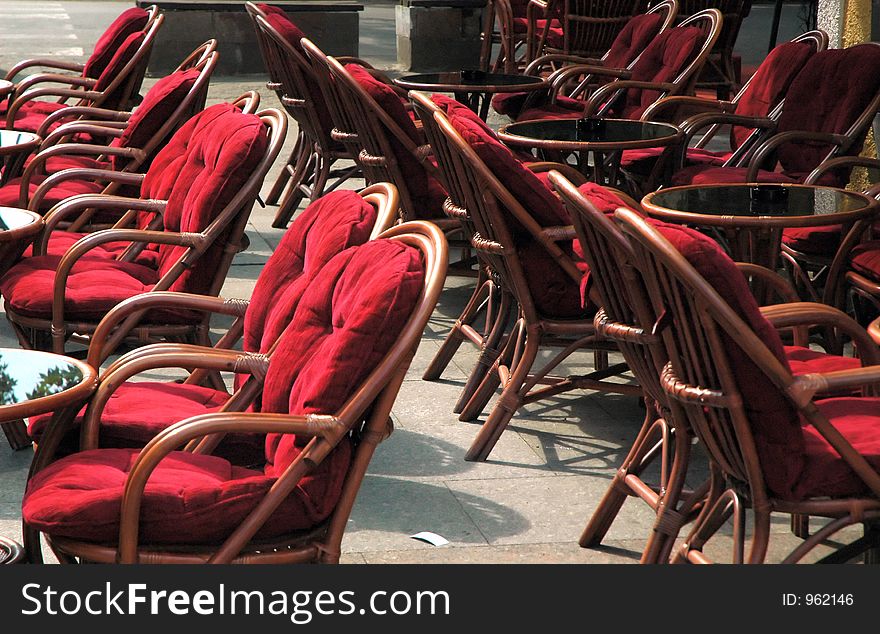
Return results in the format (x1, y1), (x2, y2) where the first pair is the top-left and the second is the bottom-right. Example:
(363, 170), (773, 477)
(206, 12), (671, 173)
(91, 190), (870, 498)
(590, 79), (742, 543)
(460, 69), (488, 82)
(749, 184), (789, 204)
(576, 116), (605, 140)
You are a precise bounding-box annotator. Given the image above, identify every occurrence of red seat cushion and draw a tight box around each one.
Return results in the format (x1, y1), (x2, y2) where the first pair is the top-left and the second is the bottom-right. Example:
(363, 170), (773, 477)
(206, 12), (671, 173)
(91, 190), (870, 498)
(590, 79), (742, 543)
(22, 447), (345, 543)
(650, 220), (805, 499)
(83, 8), (149, 79)
(22, 238), (426, 544)
(784, 345), (861, 376)
(621, 146), (732, 172)
(798, 397), (880, 499)
(781, 225), (842, 257)
(345, 64), (446, 219)
(6, 101), (67, 134)
(848, 240), (880, 281)
(517, 100), (584, 122)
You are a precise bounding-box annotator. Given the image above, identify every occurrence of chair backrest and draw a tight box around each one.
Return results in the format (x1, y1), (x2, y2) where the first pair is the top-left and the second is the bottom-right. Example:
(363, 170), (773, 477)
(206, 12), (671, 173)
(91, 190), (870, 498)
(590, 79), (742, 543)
(675, 0), (750, 65)
(250, 12), (335, 151)
(243, 185), (399, 355)
(775, 43), (880, 178)
(601, 0), (678, 70)
(107, 42), (218, 171)
(605, 8), (722, 119)
(302, 39), (444, 222)
(137, 102), (286, 297)
(549, 173), (668, 405)
(87, 10), (164, 112)
(555, 0), (651, 58)
(82, 6), (154, 79)
(425, 98), (586, 321)
(616, 208), (805, 504)
(725, 30), (825, 151)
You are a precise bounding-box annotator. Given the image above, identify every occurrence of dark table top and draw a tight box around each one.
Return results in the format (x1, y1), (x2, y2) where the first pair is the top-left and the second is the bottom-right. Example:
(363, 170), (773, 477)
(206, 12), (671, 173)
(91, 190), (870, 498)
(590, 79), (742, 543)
(499, 118), (682, 152)
(394, 71), (546, 93)
(643, 183), (877, 228)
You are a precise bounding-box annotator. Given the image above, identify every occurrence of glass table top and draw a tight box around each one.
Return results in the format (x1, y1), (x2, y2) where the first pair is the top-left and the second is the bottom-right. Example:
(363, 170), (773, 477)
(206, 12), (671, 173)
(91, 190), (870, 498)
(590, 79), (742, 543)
(500, 118), (680, 144)
(0, 348), (85, 407)
(647, 184), (870, 218)
(0, 130), (38, 148)
(0, 206), (39, 232)
(395, 71), (545, 89)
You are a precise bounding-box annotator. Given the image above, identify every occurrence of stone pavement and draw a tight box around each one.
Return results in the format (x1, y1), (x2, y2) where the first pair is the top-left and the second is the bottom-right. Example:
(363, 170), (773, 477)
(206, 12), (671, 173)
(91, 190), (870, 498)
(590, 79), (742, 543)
(0, 1), (852, 565)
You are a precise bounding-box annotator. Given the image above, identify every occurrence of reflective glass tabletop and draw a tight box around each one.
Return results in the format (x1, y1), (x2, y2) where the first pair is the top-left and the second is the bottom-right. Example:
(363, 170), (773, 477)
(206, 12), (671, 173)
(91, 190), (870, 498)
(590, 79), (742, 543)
(0, 206), (40, 232)
(395, 71), (545, 91)
(502, 118), (681, 144)
(646, 184), (871, 219)
(0, 348), (87, 407)
(0, 130), (39, 148)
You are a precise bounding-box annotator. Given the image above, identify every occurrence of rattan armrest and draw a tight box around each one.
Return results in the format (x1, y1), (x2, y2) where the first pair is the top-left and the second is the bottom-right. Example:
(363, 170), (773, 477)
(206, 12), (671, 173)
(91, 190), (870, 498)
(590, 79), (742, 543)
(38, 188), (154, 244)
(805, 156), (880, 186)
(759, 302), (880, 366)
(41, 122), (125, 148)
(734, 262), (800, 304)
(527, 161), (588, 186)
(6, 87), (102, 125)
(5, 58), (84, 81)
(525, 54), (604, 75)
(641, 96), (732, 124)
(14, 72), (96, 96)
(585, 80), (677, 116)
(747, 130), (851, 181)
(27, 152), (143, 210)
(88, 293), (250, 367)
(548, 64), (631, 99)
(37, 105), (131, 138)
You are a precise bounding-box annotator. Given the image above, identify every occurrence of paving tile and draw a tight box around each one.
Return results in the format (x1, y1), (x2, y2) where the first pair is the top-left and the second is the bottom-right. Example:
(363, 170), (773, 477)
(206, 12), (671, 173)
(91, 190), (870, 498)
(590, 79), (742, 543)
(362, 541), (640, 564)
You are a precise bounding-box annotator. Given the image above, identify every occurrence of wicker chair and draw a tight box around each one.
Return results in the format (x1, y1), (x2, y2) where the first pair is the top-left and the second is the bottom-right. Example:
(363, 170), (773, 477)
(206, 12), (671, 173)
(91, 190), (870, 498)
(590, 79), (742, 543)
(25, 185), (400, 492)
(550, 169), (877, 561)
(492, 0), (678, 119)
(618, 207), (880, 563)
(427, 100), (640, 461)
(0, 42), (218, 218)
(674, 0), (751, 99)
(516, 8), (723, 122)
(619, 29), (827, 194)
(2, 7), (163, 134)
(21, 221), (447, 564)
(0, 98), (286, 355)
(527, 0), (649, 63)
(246, 3), (366, 228)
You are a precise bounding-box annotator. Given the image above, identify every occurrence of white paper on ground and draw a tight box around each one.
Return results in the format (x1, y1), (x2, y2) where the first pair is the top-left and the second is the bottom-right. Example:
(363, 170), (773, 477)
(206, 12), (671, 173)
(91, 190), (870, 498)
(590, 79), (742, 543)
(409, 531), (450, 546)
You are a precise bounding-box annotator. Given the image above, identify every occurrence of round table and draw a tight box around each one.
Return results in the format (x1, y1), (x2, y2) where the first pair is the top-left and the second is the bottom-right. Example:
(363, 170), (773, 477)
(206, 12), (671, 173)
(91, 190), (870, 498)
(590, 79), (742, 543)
(0, 536), (23, 564)
(0, 129), (40, 186)
(642, 183), (878, 271)
(0, 206), (42, 278)
(498, 117), (682, 187)
(0, 347), (97, 450)
(0, 79), (14, 100)
(394, 71), (546, 120)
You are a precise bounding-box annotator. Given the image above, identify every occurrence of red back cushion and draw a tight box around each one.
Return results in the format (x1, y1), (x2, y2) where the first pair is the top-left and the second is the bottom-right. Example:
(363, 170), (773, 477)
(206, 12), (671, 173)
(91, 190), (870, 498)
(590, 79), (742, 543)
(730, 41), (814, 150)
(109, 67), (200, 167)
(92, 31), (146, 108)
(141, 103), (269, 293)
(263, 8), (307, 54)
(345, 64), (445, 218)
(83, 7), (149, 79)
(244, 190), (378, 354)
(262, 239), (425, 476)
(776, 44), (880, 175)
(649, 220), (805, 498)
(603, 12), (664, 70)
(621, 26), (703, 119)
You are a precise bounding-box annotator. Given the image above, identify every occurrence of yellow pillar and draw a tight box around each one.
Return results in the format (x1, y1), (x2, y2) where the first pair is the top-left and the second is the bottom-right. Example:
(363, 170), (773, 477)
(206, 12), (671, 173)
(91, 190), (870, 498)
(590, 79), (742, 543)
(842, 0), (875, 189)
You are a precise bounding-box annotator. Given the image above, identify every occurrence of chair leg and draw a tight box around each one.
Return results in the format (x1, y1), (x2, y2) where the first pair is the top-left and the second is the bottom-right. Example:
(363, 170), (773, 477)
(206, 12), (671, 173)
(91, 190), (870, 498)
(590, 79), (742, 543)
(266, 130), (305, 206)
(465, 321), (541, 461)
(454, 287), (513, 414)
(272, 144), (317, 229)
(457, 317), (521, 423)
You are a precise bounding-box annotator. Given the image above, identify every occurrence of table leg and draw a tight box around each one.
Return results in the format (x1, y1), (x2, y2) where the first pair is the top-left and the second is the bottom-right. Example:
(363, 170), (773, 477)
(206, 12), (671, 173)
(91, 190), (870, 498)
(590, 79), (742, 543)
(1, 419), (29, 450)
(724, 226), (785, 302)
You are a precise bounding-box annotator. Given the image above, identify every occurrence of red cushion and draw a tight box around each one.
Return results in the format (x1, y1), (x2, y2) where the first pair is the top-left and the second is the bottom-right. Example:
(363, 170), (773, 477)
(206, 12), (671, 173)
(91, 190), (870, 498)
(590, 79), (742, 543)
(776, 45), (880, 176)
(797, 397), (880, 499)
(729, 41), (814, 150)
(141, 103), (270, 293)
(92, 31), (145, 98)
(670, 165), (801, 186)
(263, 239), (424, 475)
(0, 175), (103, 213)
(650, 220), (805, 499)
(21, 231), (158, 265)
(848, 240), (880, 281)
(244, 190), (378, 354)
(784, 345), (861, 376)
(603, 12), (664, 70)
(111, 67), (200, 159)
(22, 447), (348, 543)
(781, 225), (842, 256)
(263, 9), (307, 53)
(83, 8), (149, 79)
(620, 26), (702, 119)
(6, 100), (67, 134)
(517, 100), (584, 122)
(621, 146), (731, 171)
(345, 64), (445, 219)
